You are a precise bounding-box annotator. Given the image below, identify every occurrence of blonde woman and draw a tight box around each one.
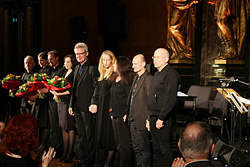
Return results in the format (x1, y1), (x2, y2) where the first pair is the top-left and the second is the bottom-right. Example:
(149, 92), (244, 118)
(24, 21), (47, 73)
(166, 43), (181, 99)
(91, 50), (116, 167)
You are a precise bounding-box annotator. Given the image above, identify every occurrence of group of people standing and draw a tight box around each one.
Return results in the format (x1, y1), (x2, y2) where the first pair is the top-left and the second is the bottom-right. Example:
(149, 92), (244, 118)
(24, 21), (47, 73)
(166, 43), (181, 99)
(6, 42), (181, 167)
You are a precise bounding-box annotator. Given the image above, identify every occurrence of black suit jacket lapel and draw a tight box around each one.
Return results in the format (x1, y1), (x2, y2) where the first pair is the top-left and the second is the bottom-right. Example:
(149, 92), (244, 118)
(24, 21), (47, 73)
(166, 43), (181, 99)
(133, 73), (146, 97)
(78, 62), (90, 84)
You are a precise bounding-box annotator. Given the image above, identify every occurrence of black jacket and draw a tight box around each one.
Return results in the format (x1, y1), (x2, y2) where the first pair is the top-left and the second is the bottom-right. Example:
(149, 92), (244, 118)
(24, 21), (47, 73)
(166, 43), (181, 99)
(147, 64), (180, 120)
(69, 60), (99, 112)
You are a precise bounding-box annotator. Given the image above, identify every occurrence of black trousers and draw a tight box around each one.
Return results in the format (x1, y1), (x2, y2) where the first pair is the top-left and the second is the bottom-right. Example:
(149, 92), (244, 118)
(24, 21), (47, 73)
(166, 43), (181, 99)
(130, 121), (151, 167)
(112, 117), (132, 167)
(150, 116), (173, 167)
(74, 103), (95, 166)
(48, 97), (63, 154)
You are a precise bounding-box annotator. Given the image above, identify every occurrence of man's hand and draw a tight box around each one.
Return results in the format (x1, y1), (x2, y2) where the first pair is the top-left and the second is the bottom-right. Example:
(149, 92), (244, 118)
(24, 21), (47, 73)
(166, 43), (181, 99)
(172, 157), (185, 167)
(89, 104), (97, 113)
(123, 114), (127, 122)
(68, 107), (74, 116)
(156, 119), (164, 129)
(146, 119), (150, 131)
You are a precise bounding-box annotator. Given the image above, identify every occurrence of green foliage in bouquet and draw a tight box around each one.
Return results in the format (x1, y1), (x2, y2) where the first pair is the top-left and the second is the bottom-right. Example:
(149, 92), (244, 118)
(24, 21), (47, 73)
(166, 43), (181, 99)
(47, 76), (68, 88)
(1, 74), (22, 84)
(29, 73), (49, 81)
(17, 83), (32, 93)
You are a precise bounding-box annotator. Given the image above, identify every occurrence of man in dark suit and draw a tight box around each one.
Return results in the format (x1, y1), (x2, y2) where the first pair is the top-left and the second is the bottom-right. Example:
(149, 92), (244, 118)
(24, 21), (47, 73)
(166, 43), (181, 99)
(147, 48), (180, 167)
(47, 50), (64, 155)
(172, 121), (215, 167)
(69, 42), (98, 167)
(125, 54), (152, 167)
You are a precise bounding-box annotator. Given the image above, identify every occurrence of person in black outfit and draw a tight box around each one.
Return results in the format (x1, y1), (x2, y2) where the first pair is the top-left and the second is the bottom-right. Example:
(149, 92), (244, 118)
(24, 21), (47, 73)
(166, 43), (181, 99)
(69, 42), (99, 167)
(172, 122), (215, 167)
(50, 54), (76, 163)
(147, 48), (180, 167)
(20, 55), (36, 113)
(90, 50), (116, 167)
(126, 54), (152, 167)
(30, 52), (52, 153)
(47, 50), (64, 156)
(109, 56), (135, 167)
(0, 113), (56, 167)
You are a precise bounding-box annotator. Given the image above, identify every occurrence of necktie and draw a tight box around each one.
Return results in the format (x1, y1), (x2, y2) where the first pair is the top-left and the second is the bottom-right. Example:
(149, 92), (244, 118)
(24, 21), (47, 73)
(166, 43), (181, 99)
(78, 66), (84, 76)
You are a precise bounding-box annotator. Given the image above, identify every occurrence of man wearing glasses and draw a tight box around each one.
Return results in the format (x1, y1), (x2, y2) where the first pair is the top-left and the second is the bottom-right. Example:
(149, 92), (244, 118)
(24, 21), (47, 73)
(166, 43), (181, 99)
(69, 42), (98, 167)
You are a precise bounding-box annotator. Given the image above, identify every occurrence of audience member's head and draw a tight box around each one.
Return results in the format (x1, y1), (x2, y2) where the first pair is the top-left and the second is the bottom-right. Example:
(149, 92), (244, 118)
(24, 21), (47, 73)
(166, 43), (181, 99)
(0, 114), (38, 157)
(179, 121), (214, 162)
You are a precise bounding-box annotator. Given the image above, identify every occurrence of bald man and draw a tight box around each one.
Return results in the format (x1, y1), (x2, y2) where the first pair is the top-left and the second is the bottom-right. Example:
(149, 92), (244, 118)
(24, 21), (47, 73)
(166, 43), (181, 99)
(20, 55), (36, 113)
(172, 121), (215, 167)
(147, 48), (180, 167)
(125, 54), (153, 167)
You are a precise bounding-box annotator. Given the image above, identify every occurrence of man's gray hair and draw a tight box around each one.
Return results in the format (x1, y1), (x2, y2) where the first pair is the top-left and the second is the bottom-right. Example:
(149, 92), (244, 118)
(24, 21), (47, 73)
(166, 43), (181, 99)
(74, 42), (88, 52)
(24, 55), (35, 64)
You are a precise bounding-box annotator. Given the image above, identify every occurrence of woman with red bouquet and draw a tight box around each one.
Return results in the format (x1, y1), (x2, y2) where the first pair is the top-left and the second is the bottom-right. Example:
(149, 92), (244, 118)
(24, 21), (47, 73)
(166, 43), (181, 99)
(30, 52), (52, 153)
(50, 54), (76, 163)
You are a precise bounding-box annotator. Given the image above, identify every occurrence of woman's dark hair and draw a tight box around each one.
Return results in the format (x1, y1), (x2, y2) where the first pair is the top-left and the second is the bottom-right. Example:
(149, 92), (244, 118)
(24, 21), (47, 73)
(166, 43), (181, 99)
(0, 114), (38, 157)
(110, 56), (135, 86)
(63, 54), (77, 73)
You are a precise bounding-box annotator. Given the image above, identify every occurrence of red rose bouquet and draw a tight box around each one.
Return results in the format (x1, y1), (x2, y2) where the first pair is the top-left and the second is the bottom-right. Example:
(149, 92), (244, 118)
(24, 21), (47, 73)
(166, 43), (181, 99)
(28, 73), (49, 99)
(28, 73), (49, 89)
(44, 76), (71, 102)
(1, 74), (23, 97)
(15, 83), (38, 98)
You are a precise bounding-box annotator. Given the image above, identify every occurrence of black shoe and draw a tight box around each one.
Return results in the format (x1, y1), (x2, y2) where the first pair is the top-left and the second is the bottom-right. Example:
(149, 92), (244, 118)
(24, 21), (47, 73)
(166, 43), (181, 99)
(70, 160), (84, 167)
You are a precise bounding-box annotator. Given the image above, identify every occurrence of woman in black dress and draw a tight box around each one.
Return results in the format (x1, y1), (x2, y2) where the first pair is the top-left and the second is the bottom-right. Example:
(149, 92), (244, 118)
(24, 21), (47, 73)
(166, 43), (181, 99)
(31, 52), (52, 153)
(91, 50), (116, 166)
(109, 56), (135, 167)
(50, 54), (76, 163)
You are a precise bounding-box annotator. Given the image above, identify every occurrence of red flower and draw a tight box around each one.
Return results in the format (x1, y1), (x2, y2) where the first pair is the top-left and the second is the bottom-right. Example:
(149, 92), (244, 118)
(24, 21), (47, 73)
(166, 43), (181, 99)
(54, 76), (59, 80)
(43, 77), (46, 81)
(53, 81), (57, 85)
(34, 78), (37, 81)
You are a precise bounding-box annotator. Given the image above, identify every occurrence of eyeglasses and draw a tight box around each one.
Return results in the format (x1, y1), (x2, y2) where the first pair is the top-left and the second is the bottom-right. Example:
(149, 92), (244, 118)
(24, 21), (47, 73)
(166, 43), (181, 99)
(75, 51), (87, 56)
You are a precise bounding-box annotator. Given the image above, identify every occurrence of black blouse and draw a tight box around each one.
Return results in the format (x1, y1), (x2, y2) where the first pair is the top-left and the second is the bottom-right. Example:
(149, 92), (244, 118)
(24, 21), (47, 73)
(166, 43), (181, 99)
(109, 81), (131, 117)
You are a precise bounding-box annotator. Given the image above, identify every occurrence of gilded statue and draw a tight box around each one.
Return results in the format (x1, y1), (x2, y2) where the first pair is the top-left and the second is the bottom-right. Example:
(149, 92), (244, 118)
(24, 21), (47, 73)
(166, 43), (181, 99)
(208, 0), (250, 59)
(166, 0), (201, 60)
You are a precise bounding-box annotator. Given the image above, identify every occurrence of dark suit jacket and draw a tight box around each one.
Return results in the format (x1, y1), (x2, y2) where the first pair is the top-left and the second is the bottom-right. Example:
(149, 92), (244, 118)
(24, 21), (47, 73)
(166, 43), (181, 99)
(185, 160), (215, 167)
(69, 60), (99, 112)
(127, 70), (152, 130)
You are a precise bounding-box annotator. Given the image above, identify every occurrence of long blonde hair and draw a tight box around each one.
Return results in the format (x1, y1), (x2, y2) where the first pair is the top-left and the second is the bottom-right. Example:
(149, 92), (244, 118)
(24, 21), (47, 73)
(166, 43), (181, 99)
(98, 50), (116, 81)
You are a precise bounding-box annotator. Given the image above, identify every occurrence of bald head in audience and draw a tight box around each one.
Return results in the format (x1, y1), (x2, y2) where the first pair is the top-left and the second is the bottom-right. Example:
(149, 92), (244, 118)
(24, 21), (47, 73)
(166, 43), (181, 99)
(179, 121), (214, 163)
